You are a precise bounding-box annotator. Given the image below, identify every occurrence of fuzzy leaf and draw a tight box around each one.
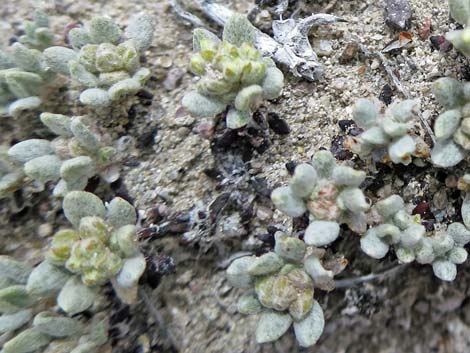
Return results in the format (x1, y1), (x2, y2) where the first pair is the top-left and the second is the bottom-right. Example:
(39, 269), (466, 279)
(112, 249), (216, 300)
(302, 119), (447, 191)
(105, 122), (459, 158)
(40, 113), (73, 137)
(79, 88), (111, 108)
(126, 13), (154, 52)
(89, 16), (122, 44)
(33, 312), (83, 338)
(8, 139), (53, 163)
(271, 186), (306, 217)
(226, 108), (250, 129)
(182, 91), (226, 117)
(106, 197), (136, 228)
(2, 328), (51, 353)
(115, 254), (146, 288)
(256, 311), (292, 344)
(24, 155), (62, 183)
(431, 140), (465, 168)
(293, 300), (325, 347)
(304, 221), (340, 247)
(26, 261), (70, 297)
(223, 14), (257, 46)
(57, 276), (96, 315)
(63, 191), (106, 227)
(43, 46), (77, 75)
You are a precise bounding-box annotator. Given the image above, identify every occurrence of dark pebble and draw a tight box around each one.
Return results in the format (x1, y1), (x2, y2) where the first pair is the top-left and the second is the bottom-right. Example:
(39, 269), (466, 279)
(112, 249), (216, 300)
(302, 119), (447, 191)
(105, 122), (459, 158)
(330, 135), (353, 160)
(384, 0), (412, 31)
(379, 84), (394, 105)
(430, 35), (453, 52)
(267, 112), (290, 135)
(285, 161), (297, 175)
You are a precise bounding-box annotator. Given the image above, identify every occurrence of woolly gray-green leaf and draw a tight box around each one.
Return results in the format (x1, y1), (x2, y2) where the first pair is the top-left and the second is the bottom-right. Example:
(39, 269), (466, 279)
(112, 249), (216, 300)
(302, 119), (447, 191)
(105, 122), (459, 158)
(388, 135), (415, 165)
(223, 14), (257, 46)
(60, 156), (95, 187)
(304, 221), (340, 247)
(447, 222), (470, 246)
(63, 191), (106, 227)
(449, 0), (470, 25)
(331, 165), (366, 186)
(431, 140), (465, 168)
(434, 109), (462, 142)
(374, 195), (405, 219)
(40, 113), (73, 137)
(271, 186), (306, 217)
(274, 235), (307, 262)
(2, 328), (52, 353)
(8, 139), (53, 163)
(115, 254), (146, 288)
(57, 276), (96, 315)
(462, 193), (470, 229)
(0, 256), (32, 283)
(126, 13), (154, 52)
(237, 292), (262, 315)
(182, 91), (226, 117)
(338, 187), (369, 213)
(290, 163), (317, 198)
(262, 67), (284, 100)
(108, 78), (141, 101)
(311, 150), (336, 178)
(79, 88), (111, 108)
(26, 261), (70, 297)
(68, 27), (92, 49)
(226, 108), (251, 129)
(448, 247), (468, 264)
(352, 98), (379, 128)
(432, 77), (465, 109)
(0, 309), (32, 334)
(43, 46), (77, 75)
(106, 197), (136, 229)
(70, 118), (100, 150)
(89, 16), (122, 44)
(247, 252), (284, 276)
(69, 60), (99, 88)
(193, 28), (221, 52)
(293, 300), (325, 347)
(432, 260), (457, 281)
(256, 311), (292, 344)
(8, 96), (42, 117)
(234, 84), (263, 112)
(226, 256), (255, 289)
(0, 285), (31, 308)
(24, 155), (62, 183)
(33, 312), (83, 338)
(360, 229), (390, 259)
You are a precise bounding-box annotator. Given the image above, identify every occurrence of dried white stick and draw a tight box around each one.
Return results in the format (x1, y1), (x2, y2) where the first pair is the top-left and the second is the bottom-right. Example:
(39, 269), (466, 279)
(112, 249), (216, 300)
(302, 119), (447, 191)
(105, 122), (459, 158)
(170, 0), (345, 81)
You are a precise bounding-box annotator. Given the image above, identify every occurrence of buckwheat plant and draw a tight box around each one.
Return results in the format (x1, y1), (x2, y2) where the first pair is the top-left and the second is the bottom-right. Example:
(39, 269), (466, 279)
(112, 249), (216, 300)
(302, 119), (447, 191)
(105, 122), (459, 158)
(445, 0), (470, 57)
(0, 42), (51, 117)
(271, 150), (370, 233)
(182, 14), (284, 129)
(0, 256), (109, 353)
(43, 14), (154, 109)
(346, 98), (429, 165)
(6, 113), (120, 197)
(360, 195), (470, 281)
(18, 10), (54, 50)
(227, 231), (341, 347)
(48, 191), (146, 304)
(429, 77), (470, 167)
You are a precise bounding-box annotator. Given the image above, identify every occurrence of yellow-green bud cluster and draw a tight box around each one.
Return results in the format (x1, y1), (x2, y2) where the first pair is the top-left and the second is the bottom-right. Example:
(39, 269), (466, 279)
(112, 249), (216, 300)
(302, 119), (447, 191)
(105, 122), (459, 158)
(227, 233), (334, 347)
(183, 15), (284, 129)
(43, 15), (154, 109)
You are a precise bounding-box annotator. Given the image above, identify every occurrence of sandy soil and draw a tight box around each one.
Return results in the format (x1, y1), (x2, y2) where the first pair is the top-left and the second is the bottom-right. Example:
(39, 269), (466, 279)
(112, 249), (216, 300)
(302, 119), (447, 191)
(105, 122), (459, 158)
(2, 0), (470, 352)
